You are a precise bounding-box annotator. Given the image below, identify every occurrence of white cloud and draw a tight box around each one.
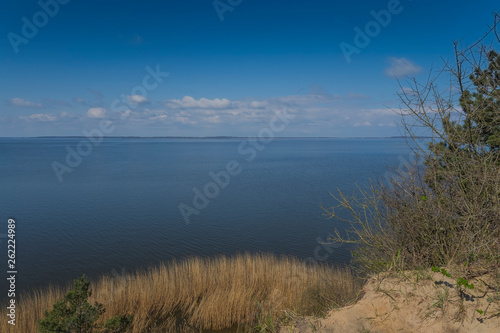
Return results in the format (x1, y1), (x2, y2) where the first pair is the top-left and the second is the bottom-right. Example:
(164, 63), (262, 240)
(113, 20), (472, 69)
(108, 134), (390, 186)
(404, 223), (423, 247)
(249, 101), (268, 109)
(151, 114), (168, 120)
(9, 98), (42, 108)
(166, 96), (232, 109)
(87, 107), (107, 119)
(203, 115), (223, 123)
(400, 87), (417, 95)
(174, 115), (197, 125)
(127, 95), (149, 104)
(378, 122), (397, 127)
(361, 108), (397, 116)
(32, 91), (402, 136)
(20, 113), (57, 122)
(354, 121), (372, 127)
(385, 57), (422, 78)
(156, 93), (389, 130)
(121, 109), (132, 119)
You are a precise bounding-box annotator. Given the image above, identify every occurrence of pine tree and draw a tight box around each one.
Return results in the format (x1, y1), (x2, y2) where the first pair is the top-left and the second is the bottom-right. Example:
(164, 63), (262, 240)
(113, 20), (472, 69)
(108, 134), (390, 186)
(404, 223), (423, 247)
(425, 47), (500, 188)
(460, 50), (500, 151)
(38, 275), (132, 333)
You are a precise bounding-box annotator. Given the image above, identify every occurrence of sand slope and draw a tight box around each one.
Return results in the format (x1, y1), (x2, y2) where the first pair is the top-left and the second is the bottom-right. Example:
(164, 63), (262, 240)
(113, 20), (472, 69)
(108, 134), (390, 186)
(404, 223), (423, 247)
(282, 270), (500, 333)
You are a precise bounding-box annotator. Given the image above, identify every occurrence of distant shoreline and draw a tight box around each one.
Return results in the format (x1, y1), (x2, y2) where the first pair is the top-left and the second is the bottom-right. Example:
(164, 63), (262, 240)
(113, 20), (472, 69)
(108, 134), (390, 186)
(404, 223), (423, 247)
(1, 136), (432, 140)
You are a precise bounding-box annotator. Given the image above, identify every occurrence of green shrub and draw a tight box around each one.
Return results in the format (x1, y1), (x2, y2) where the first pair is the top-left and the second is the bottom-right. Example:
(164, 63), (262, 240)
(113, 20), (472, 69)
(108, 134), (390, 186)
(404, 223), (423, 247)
(38, 275), (132, 333)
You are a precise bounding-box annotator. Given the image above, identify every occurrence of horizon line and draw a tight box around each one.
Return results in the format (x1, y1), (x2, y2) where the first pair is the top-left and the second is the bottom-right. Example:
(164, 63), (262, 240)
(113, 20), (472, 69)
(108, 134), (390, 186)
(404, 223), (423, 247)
(0, 135), (428, 139)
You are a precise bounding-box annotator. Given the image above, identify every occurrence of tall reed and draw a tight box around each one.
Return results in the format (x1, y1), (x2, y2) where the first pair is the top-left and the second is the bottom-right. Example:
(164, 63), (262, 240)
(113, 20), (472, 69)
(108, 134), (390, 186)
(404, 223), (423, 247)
(0, 253), (361, 332)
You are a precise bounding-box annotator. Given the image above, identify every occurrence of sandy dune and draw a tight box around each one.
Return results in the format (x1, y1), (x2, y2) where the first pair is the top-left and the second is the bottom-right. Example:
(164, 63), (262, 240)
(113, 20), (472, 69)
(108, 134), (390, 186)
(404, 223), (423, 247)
(282, 269), (500, 333)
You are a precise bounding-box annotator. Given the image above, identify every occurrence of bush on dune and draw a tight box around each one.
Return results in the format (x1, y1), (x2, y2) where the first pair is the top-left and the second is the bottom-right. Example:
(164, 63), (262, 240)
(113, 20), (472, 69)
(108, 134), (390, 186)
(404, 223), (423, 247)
(323, 13), (500, 274)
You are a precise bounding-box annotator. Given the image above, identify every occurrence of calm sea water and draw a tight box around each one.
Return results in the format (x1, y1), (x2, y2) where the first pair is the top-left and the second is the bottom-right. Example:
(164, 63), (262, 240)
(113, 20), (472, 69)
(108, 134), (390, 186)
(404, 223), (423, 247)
(0, 138), (411, 297)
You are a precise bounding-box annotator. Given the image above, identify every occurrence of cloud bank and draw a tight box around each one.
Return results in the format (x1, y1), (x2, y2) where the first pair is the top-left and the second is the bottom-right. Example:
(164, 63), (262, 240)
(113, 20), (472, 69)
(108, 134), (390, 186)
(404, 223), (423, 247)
(385, 57), (422, 78)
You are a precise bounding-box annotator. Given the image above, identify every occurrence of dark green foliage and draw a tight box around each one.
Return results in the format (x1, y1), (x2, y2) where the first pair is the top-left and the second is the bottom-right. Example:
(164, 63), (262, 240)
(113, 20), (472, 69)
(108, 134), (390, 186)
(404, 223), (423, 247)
(456, 277), (474, 290)
(427, 49), (500, 179)
(428, 49), (500, 157)
(102, 314), (133, 333)
(432, 266), (452, 278)
(460, 50), (500, 151)
(38, 275), (132, 333)
(432, 266), (475, 305)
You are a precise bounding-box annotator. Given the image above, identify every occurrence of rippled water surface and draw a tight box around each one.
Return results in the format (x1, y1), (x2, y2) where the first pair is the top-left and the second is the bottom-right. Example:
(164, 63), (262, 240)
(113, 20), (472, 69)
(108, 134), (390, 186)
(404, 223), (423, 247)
(0, 137), (412, 294)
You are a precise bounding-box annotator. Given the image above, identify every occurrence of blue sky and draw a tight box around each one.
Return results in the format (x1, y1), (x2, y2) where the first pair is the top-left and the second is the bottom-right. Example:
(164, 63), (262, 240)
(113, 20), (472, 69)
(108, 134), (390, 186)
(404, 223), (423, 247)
(1, 0), (499, 137)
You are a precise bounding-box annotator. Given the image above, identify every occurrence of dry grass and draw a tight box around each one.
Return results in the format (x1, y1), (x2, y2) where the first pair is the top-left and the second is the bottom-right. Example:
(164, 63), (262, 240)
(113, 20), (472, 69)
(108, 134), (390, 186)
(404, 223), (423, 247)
(0, 253), (361, 332)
